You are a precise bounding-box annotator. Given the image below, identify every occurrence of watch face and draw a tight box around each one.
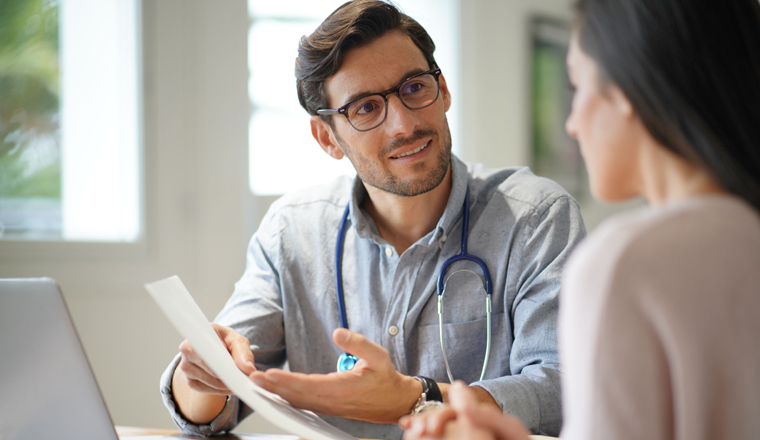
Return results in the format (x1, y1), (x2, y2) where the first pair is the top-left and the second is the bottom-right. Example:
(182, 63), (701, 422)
(412, 400), (444, 415)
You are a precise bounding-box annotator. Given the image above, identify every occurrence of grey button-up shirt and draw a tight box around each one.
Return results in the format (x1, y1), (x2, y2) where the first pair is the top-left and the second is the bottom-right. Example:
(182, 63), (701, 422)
(161, 155), (586, 439)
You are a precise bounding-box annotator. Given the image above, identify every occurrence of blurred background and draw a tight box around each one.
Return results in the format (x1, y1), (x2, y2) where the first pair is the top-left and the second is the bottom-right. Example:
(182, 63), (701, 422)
(0, 0), (640, 434)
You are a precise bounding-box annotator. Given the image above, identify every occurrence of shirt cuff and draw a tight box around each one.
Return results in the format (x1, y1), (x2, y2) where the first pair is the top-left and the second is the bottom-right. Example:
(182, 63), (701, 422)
(470, 364), (562, 436)
(159, 353), (241, 436)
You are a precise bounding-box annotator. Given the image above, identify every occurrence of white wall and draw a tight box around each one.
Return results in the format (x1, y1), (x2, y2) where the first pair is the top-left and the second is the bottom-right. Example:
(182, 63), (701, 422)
(0, 0), (602, 434)
(458, 0), (573, 167)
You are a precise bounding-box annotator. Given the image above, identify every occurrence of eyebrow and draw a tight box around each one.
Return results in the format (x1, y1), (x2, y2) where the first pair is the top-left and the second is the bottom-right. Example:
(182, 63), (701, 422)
(339, 67), (430, 108)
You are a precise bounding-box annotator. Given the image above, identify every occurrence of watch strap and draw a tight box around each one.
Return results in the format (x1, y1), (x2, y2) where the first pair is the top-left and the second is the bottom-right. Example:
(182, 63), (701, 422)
(412, 376), (443, 402)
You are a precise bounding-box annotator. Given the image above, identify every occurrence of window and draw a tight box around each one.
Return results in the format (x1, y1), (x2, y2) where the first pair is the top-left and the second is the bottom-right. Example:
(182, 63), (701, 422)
(247, 0), (459, 195)
(0, 0), (141, 242)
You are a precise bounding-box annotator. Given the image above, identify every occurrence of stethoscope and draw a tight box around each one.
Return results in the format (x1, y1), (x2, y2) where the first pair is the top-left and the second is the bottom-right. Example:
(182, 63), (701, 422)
(334, 187), (493, 383)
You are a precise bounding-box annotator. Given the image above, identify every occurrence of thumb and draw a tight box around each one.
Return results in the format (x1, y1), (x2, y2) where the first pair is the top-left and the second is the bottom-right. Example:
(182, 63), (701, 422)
(332, 328), (388, 366)
(217, 325), (255, 375)
(448, 381), (479, 412)
(450, 381), (531, 440)
(229, 336), (256, 375)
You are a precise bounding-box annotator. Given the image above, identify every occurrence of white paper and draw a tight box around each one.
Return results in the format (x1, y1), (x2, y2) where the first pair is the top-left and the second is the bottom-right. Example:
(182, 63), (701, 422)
(121, 436), (299, 440)
(145, 276), (357, 440)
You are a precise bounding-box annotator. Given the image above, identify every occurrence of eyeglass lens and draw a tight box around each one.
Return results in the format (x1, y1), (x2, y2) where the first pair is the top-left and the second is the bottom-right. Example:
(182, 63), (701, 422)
(346, 73), (440, 131)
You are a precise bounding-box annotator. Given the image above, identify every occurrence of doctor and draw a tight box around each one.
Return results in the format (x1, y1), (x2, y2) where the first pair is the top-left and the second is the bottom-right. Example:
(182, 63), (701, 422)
(160, 1), (585, 438)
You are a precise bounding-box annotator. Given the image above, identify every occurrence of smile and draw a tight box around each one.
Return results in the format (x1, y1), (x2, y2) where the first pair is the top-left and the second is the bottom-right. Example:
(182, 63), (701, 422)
(391, 142), (429, 159)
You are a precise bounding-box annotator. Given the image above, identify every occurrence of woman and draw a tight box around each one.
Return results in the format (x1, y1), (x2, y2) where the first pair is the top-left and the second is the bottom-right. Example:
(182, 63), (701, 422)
(401, 0), (760, 439)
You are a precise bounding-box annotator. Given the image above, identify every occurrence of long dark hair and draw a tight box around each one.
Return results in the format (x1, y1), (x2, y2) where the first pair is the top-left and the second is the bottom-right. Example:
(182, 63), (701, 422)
(574, 0), (760, 211)
(295, 0), (436, 119)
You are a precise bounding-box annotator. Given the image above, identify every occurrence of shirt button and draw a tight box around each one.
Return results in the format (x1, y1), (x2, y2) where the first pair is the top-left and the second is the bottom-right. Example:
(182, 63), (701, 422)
(385, 247), (394, 257)
(388, 325), (399, 336)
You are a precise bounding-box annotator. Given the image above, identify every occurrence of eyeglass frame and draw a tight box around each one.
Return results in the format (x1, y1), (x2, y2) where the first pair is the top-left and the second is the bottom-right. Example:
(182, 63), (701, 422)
(316, 67), (443, 132)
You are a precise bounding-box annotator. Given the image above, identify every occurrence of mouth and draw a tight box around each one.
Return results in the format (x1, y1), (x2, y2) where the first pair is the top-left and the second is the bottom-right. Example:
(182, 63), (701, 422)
(390, 141), (429, 159)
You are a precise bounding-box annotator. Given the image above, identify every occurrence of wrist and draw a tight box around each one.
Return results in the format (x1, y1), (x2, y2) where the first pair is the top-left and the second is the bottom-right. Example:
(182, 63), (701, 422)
(403, 375), (425, 416)
(410, 376), (444, 415)
(172, 365), (228, 424)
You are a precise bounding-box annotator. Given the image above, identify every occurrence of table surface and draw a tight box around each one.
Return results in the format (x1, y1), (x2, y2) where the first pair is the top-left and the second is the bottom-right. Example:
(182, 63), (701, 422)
(115, 426), (371, 439)
(115, 426), (557, 440)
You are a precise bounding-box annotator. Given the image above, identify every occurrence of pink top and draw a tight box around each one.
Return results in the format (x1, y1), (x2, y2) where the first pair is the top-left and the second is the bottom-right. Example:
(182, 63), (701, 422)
(560, 195), (760, 440)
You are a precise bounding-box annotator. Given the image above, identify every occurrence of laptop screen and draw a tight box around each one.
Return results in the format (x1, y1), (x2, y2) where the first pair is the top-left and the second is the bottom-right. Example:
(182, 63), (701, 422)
(0, 278), (119, 440)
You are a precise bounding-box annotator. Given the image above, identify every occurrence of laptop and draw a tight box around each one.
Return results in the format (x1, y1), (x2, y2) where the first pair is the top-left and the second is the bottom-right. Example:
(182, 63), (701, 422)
(0, 278), (120, 440)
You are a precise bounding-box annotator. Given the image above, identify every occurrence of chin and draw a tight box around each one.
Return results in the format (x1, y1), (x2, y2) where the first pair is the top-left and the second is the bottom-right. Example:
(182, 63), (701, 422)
(590, 181), (639, 203)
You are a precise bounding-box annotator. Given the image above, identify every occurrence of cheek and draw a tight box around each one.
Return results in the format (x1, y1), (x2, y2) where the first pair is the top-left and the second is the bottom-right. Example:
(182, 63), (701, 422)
(571, 92), (636, 201)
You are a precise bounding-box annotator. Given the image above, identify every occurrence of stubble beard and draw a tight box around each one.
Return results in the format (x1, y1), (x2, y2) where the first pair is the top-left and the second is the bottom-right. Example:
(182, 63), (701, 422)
(337, 117), (453, 197)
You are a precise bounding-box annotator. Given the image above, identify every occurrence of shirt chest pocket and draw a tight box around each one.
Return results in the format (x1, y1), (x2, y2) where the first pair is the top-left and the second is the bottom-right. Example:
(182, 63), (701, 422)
(407, 311), (509, 385)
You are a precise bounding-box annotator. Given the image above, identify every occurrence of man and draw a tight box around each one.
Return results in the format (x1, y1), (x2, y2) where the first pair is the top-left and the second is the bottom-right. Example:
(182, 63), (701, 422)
(160, 1), (585, 438)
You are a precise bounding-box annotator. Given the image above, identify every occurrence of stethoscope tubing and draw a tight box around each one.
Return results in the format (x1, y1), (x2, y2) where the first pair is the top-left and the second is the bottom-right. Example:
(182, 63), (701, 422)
(334, 187), (493, 381)
(335, 204), (351, 330)
(437, 188), (493, 382)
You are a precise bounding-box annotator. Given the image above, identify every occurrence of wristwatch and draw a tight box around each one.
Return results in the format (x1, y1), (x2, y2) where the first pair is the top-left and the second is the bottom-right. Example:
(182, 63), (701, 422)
(411, 376), (444, 415)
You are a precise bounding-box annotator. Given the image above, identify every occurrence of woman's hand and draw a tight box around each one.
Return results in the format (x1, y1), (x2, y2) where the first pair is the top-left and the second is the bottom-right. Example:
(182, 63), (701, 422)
(400, 381), (532, 440)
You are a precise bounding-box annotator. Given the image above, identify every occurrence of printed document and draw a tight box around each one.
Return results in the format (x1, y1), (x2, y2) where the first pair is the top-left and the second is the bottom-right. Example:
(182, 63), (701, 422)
(145, 276), (357, 440)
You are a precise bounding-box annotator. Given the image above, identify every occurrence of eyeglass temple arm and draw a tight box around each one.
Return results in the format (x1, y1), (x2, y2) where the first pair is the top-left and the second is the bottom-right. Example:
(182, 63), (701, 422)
(317, 108), (341, 115)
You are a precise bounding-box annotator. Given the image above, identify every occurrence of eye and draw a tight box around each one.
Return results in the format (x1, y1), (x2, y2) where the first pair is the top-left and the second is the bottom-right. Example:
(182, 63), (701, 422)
(355, 100), (379, 115)
(402, 81), (425, 95)
(348, 97), (383, 118)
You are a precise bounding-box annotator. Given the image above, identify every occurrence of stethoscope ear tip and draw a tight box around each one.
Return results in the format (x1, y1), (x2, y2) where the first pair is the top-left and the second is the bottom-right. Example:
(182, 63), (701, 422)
(337, 352), (359, 372)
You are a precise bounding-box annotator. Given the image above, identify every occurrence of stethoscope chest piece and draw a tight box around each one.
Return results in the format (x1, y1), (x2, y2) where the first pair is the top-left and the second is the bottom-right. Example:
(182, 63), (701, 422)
(337, 352), (358, 372)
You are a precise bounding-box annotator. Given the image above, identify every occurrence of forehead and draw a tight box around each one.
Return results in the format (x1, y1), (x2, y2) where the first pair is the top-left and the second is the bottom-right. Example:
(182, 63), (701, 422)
(568, 33), (597, 78)
(567, 33), (582, 73)
(323, 30), (430, 108)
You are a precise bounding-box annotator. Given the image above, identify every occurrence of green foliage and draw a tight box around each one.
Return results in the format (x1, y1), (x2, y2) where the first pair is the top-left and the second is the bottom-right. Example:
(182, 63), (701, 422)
(0, 0), (60, 199)
(531, 46), (566, 170)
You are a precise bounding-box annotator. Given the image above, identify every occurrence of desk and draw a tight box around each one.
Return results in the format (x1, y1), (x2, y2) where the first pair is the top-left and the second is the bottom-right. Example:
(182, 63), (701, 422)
(115, 426), (374, 440)
(116, 426), (557, 440)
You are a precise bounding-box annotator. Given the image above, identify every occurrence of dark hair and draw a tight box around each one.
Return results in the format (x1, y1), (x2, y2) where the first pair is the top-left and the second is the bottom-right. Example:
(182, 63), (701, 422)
(295, 0), (437, 120)
(574, 0), (760, 211)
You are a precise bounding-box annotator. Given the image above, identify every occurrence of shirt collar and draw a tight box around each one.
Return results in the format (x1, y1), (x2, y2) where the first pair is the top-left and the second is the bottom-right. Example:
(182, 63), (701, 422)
(431, 155), (469, 247)
(347, 154), (470, 247)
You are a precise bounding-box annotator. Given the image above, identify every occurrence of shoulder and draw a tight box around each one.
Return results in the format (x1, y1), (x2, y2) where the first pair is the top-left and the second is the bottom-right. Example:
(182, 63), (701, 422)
(253, 176), (354, 247)
(565, 195), (760, 304)
(577, 195), (760, 265)
(466, 163), (580, 219)
(262, 175), (353, 226)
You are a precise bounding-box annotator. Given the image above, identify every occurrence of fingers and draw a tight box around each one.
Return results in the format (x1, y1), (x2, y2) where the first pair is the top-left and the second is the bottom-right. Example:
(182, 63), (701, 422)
(448, 381), (479, 411)
(332, 328), (389, 366)
(448, 382), (530, 440)
(213, 323), (256, 375)
(459, 408), (531, 440)
(401, 405), (458, 438)
(177, 349), (231, 395)
(402, 382), (530, 440)
(176, 324), (255, 395)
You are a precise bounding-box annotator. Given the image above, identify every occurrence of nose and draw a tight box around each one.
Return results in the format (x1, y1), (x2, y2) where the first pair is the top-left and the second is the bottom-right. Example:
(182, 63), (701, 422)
(383, 94), (420, 137)
(565, 109), (578, 140)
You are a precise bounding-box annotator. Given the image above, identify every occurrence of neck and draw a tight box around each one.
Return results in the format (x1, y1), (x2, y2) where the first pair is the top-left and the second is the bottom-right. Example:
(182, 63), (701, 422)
(638, 139), (728, 206)
(363, 165), (453, 255)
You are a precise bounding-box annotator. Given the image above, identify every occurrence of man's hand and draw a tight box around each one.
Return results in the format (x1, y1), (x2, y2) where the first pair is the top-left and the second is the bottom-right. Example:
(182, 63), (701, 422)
(172, 323), (256, 424)
(399, 382), (531, 440)
(249, 328), (422, 424)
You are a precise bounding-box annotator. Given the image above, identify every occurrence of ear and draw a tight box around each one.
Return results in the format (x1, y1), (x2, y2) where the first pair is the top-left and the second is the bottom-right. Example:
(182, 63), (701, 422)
(439, 72), (452, 112)
(608, 83), (634, 119)
(310, 116), (345, 160)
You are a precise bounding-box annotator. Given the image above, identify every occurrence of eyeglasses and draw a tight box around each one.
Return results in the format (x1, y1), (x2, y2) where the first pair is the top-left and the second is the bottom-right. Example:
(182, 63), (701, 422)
(317, 68), (442, 132)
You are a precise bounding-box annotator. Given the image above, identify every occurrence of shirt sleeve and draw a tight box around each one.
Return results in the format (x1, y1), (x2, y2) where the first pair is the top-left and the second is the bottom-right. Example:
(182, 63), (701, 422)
(472, 194), (586, 437)
(159, 353), (252, 436)
(159, 214), (285, 436)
